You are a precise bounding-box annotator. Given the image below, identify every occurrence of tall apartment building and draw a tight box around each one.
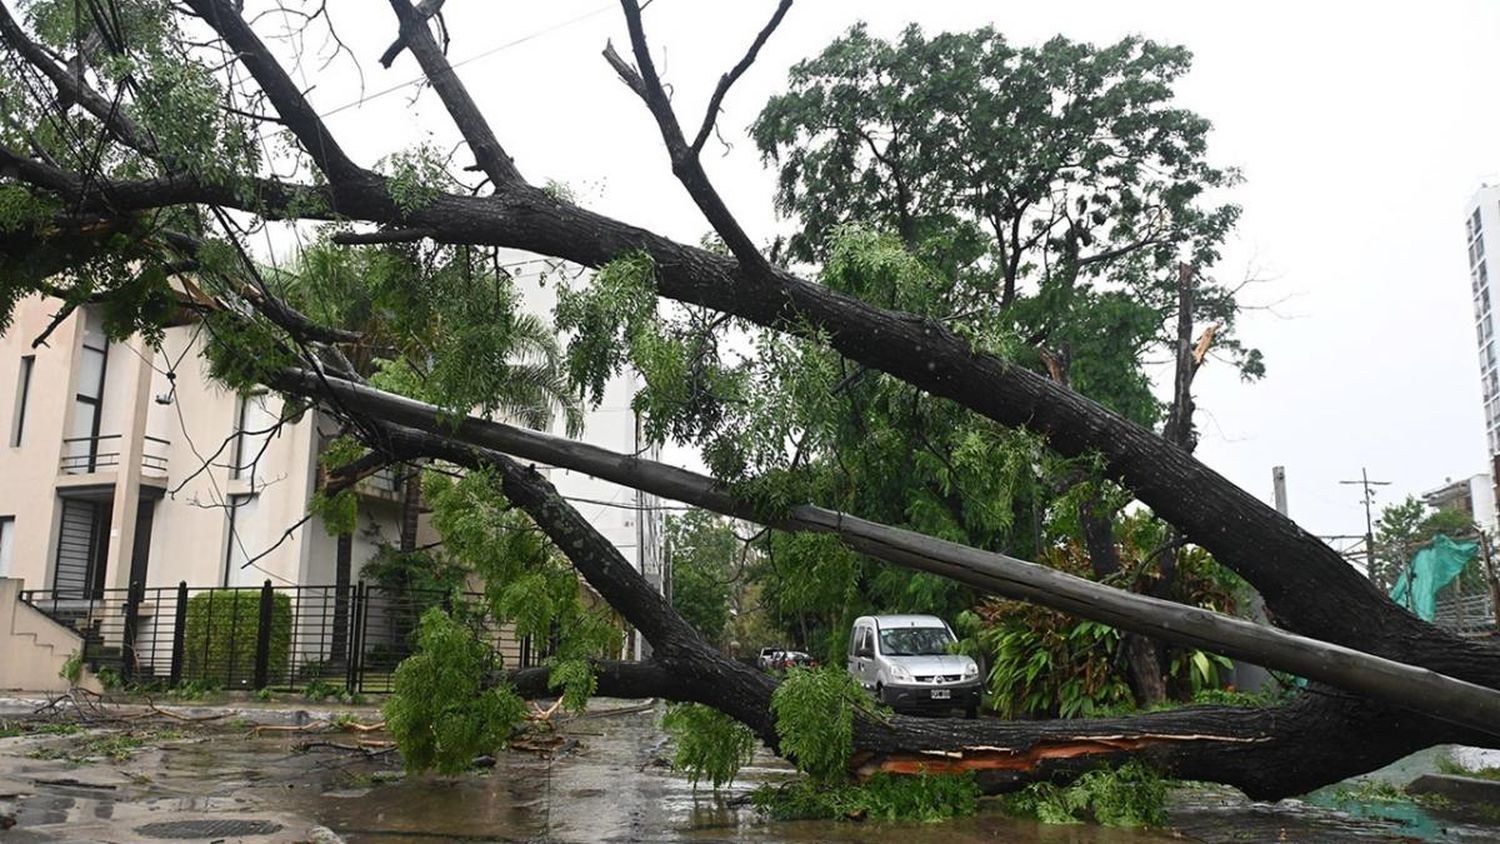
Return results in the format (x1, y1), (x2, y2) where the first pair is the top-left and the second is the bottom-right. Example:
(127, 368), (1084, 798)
(0, 254), (661, 658)
(1467, 185), (1500, 456)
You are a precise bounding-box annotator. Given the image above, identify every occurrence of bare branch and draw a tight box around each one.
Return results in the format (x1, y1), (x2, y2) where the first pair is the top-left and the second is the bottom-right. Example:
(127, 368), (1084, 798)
(689, 0), (792, 156)
(605, 1), (772, 277)
(184, 0), (372, 191)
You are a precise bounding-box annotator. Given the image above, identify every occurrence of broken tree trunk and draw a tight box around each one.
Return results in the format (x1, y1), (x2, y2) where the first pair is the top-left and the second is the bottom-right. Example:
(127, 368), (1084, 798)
(276, 370), (1500, 740)
(359, 419), (1490, 800)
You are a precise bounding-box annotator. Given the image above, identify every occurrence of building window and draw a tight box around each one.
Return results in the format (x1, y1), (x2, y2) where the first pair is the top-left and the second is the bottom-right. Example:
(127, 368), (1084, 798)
(10, 355), (33, 447)
(223, 493), (261, 587)
(231, 392), (279, 482)
(62, 326), (109, 473)
(1472, 208), (1484, 241)
(0, 516), (14, 578)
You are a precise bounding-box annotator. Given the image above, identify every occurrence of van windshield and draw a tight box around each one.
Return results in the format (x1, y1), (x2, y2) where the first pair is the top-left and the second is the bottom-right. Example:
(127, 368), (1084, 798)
(878, 627), (953, 656)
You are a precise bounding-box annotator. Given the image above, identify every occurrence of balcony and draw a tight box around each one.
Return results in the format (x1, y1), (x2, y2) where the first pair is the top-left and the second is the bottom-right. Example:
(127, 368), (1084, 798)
(59, 434), (170, 479)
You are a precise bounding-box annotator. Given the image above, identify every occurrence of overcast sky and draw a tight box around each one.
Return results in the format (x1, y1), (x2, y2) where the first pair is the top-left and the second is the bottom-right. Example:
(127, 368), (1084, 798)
(283, 0), (1500, 541)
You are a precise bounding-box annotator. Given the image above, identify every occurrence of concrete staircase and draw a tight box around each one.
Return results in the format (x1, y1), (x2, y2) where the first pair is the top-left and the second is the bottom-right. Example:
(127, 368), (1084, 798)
(0, 578), (100, 693)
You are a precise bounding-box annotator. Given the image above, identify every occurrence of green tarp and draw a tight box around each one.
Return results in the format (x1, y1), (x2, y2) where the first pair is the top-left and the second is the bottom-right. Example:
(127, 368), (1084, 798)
(1389, 533), (1479, 621)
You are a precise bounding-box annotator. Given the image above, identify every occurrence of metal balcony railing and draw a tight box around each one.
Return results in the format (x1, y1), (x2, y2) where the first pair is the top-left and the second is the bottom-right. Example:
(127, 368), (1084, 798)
(59, 434), (170, 477)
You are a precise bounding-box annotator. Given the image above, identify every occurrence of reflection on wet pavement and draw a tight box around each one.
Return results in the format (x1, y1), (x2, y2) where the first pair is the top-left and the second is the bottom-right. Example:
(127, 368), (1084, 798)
(4, 701), (1500, 842)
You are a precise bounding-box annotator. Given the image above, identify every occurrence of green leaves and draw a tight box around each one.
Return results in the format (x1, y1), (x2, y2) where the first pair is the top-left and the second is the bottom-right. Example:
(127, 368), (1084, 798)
(555, 251), (658, 406)
(661, 703), (757, 790)
(383, 608), (526, 775)
(1002, 760), (1168, 827)
(423, 469), (618, 707)
(665, 510), (738, 645)
(770, 667), (878, 784)
(752, 772), (980, 822)
(285, 236), (582, 434)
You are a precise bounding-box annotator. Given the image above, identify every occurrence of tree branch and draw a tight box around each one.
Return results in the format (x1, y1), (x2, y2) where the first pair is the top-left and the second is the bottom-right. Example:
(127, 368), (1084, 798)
(604, 1), (772, 277)
(270, 367), (1500, 740)
(688, 0), (793, 155)
(0, 4), (156, 157)
(184, 0), (372, 192)
(381, 0), (521, 187)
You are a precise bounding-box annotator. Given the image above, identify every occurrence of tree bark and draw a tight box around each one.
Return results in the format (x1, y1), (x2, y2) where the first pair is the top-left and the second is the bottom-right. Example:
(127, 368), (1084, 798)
(361, 418), (1494, 800)
(282, 368), (1500, 738)
(1078, 492), (1168, 707)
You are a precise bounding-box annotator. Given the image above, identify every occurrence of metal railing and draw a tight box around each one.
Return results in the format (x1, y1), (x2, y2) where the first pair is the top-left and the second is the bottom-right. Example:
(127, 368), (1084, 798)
(59, 434), (170, 477)
(20, 582), (554, 694)
(1436, 592), (1497, 635)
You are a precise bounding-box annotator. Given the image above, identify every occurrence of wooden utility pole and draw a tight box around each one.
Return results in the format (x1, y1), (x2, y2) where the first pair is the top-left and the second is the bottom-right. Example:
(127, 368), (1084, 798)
(1341, 467), (1391, 579)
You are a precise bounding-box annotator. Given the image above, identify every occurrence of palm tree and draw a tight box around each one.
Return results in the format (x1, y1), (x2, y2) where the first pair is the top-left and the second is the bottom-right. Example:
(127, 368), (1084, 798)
(277, 239), (582, 656)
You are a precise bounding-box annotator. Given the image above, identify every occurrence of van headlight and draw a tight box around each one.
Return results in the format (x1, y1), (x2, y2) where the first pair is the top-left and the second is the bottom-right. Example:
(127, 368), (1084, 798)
(963, 661), (978, 679)
(889, 664), (913, 683)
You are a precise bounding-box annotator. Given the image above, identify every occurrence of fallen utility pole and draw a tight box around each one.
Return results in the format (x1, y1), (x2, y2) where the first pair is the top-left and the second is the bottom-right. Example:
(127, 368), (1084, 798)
(274, 368), (1500, 740)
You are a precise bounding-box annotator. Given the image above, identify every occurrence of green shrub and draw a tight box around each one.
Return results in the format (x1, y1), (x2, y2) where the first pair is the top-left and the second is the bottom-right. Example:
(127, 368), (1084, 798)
(181, 590), (291, 687)
(59, 650), (83, 685)
(1002, 759), (1168, 827)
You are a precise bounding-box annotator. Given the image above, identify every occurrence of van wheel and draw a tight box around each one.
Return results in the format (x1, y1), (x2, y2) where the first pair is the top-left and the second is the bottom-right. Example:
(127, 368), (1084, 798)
(875, 683), (886, 706)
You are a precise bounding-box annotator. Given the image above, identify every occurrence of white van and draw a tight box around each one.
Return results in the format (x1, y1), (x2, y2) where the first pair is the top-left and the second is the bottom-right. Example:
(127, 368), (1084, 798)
(848, 615), (981, 718)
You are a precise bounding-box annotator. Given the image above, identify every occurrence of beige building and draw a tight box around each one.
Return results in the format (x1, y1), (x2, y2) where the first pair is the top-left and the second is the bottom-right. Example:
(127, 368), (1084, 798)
(0, 254), (663, 688)
(0, 295), (399, 597)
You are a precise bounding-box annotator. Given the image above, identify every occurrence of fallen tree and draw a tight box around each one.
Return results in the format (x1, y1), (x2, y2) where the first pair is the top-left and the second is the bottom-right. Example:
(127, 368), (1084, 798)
(1, 0), (1498, 802)
(274, 366), (1500, 739)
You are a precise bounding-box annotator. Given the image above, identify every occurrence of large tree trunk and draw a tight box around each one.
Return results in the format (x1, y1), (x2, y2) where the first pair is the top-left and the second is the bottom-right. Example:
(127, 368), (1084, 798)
(1078, 492), (1167, 707)
(365, 421), (1490, 800)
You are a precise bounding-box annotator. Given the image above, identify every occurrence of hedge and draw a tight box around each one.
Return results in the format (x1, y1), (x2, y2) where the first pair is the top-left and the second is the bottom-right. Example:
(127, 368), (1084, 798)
(181, 589), (292, 688)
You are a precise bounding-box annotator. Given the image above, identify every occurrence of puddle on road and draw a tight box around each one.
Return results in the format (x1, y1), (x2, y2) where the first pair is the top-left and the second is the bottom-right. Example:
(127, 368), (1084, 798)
(6, 705), (1500, 842)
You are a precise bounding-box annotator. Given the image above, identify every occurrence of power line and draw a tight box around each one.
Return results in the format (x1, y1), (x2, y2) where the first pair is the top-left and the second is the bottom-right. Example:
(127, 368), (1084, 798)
(1340, 467), (1392, 576)
(319, 2), (616, 119)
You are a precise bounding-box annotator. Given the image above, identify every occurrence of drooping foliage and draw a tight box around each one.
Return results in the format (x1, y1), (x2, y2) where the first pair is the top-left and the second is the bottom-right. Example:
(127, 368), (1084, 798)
(660, 702), (758, 790)
(384, 608), (528, 774)
(423, 468), (622, 712)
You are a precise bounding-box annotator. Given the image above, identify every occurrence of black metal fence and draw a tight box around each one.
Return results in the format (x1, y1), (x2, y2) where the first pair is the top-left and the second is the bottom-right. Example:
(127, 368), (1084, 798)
(20, 582), (553, 694)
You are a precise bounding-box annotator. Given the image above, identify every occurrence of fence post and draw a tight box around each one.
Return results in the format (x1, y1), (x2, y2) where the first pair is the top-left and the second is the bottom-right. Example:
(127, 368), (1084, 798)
(344, 582), (365, 696)
(169, 581), (188, 686)
(254, 580), (274, 690)
(121, 581), (141, 684)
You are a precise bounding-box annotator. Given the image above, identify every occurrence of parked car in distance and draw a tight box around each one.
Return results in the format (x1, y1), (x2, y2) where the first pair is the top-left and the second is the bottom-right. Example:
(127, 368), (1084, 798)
(774, 650), (817, 671)
(848, 614), (980, 718)
(757, 647), (782, 671)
